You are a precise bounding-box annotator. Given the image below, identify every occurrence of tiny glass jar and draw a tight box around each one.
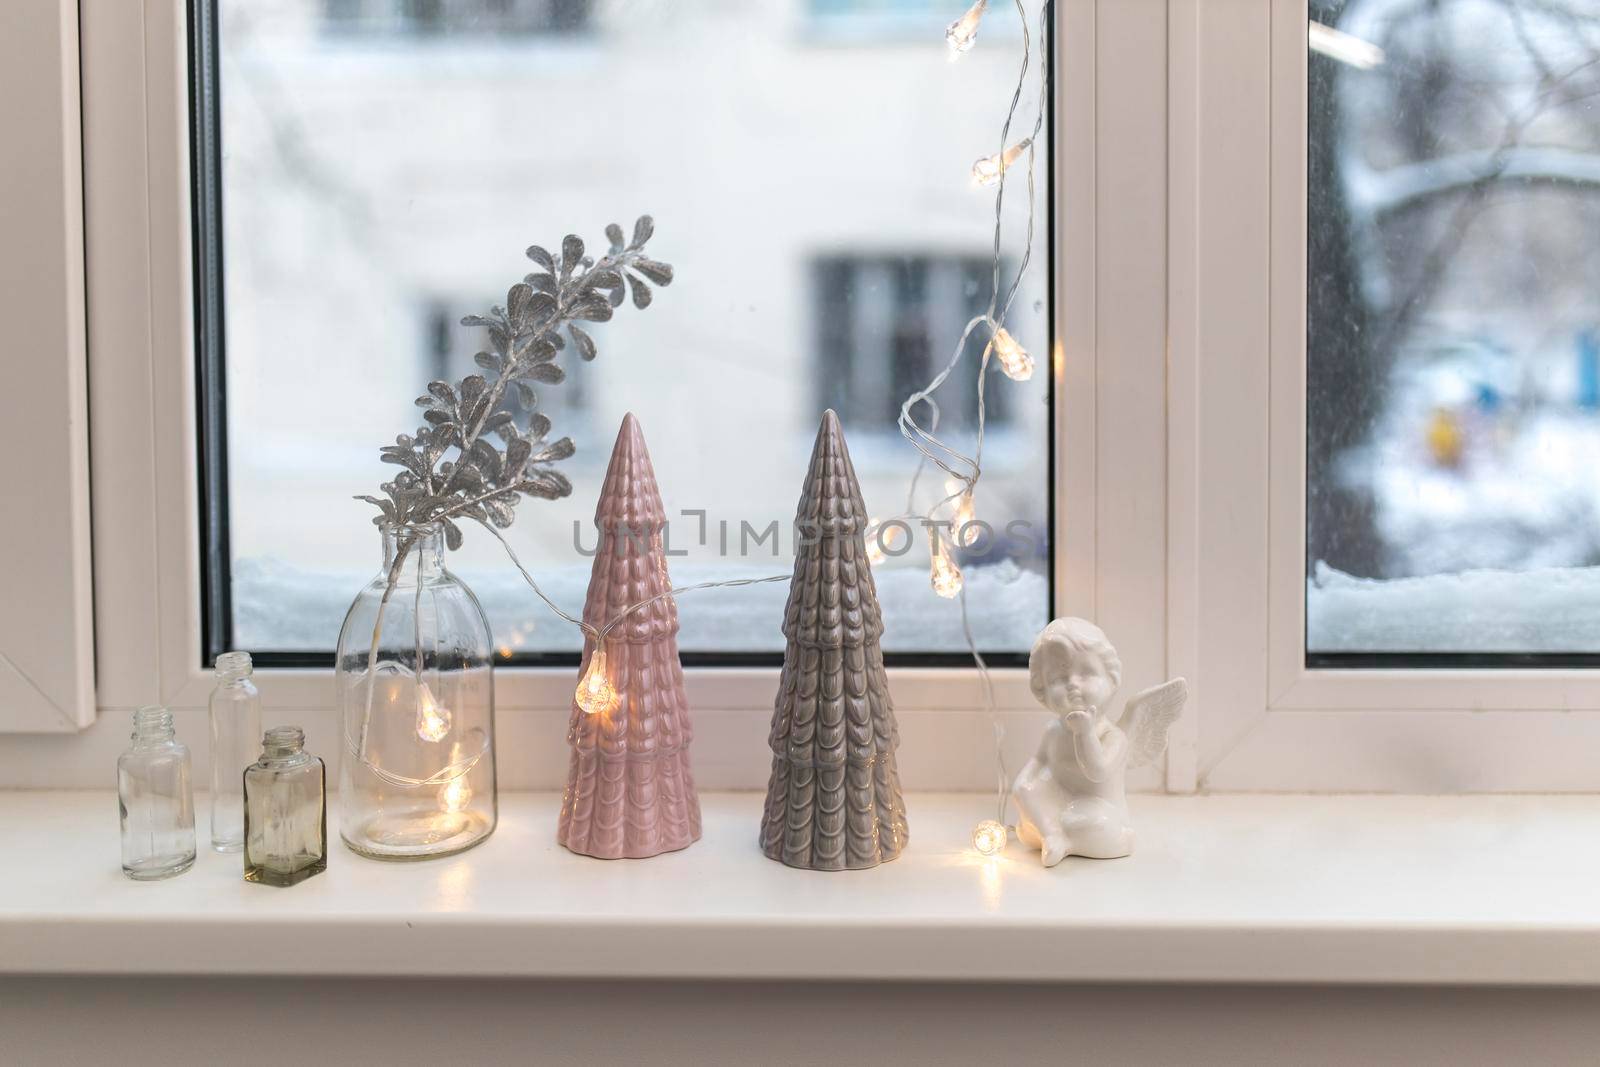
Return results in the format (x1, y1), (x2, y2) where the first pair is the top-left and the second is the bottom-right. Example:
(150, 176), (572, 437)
(243, 726), (327, 887)
(209, 651), (261, 853)
(117, 706), (196, 880)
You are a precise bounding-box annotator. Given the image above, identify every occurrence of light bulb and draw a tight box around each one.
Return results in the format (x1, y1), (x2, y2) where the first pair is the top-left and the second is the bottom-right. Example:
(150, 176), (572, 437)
(971, 819), (1008, 856)
(989, 326), (1034, 381)
(440, 774), (472, 814)
(575, 647), (621, 717)
(930, 542), (964, 599)
(971, 137), (1032, 187)
(865, 520), (888, 567)
(945, 0), (988, 57)
(415, 681), (452, 742)
(946, 478), (977, 541)
(864, 518), (905, 567)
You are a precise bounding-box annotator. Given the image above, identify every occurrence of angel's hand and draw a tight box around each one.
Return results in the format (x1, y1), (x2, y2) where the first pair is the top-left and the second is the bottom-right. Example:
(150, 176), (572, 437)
(1063, 708), (1095, 734)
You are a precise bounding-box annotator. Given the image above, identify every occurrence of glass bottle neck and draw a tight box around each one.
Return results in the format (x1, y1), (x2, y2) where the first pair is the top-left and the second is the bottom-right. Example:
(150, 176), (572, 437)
(130, 706), (175, 746)
(215, 650), (253, 684)
(381, 523), (445, 581)
(260, 726), (309, 763)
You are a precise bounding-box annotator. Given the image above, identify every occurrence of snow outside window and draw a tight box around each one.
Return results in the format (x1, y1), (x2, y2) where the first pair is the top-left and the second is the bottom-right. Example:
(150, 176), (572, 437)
(1306, 0), (1600, 660)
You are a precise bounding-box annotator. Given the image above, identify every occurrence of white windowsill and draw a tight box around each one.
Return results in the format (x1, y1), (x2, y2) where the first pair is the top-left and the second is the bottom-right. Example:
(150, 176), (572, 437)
(7, 791), (1600, 985)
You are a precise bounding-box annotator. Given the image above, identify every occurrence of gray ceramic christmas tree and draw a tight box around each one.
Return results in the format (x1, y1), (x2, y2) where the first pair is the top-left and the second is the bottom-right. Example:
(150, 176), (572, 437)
(760, 410), (908, 870)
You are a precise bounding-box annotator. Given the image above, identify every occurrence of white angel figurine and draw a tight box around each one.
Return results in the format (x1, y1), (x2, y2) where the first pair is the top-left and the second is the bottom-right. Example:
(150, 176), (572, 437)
(1012, 617), (1188, 867)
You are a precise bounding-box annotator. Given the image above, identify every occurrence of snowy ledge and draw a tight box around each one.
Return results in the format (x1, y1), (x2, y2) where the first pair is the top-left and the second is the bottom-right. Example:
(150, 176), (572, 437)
(7, 791), (1600, 985)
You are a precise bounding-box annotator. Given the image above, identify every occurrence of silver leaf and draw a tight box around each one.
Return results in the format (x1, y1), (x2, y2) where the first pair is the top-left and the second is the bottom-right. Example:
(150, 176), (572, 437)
(632, 258), (673, 286)
(525, 245), (555, 270)
(631, 215), (654, 248)
(530, 436), (576, 464)
(569, 324), (597, 362)
(629, 275), (653, 309)
(505, 437), (532, 477)
(561, 234), (585, 269)
(507, 282), (534, 323)
(485, 498), (515, 528)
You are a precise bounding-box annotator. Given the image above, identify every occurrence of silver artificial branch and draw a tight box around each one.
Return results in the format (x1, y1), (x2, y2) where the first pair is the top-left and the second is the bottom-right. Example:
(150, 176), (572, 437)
(349, 216), (672, 768)
(357, 215), (674, 550)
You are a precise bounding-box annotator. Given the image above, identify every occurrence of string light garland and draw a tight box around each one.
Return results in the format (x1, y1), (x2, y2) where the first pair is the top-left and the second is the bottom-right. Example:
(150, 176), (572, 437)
(929, 533), (965, 599)
(946, 0), (989, 56)
(904, 0), (1050, 855)
(988, 325), (1035, 382)
(864, 517), (896, 566)
(439, 741), (473, 813)
(414, 682), (452, 743)
(971, 818), (1008, 856)
(574, 647), (622, 717)
(971, 137), (1033, 187)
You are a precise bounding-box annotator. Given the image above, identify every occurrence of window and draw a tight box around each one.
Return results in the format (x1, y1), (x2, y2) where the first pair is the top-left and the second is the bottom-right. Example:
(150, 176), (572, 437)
(815, 255), (1016, 428)
(1305, 0), (1600, 662)
(67, 0), (1600, 790)
(199, 0), (1053, 666)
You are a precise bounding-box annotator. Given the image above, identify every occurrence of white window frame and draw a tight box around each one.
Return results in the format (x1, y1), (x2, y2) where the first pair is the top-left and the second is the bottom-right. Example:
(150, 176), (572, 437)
(64, 0), (1597, 793)
(78, 0), (1186, 794)
(0, 0), (94, 732)
(1175, 0), (1600, 793)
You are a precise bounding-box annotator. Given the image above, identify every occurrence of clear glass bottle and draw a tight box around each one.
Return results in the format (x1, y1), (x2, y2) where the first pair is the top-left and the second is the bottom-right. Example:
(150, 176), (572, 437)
(208, 650), (261, 853)
(243, 726), (328, 887)
(117, 706), (196, 880)
(335, 521), (496, 860)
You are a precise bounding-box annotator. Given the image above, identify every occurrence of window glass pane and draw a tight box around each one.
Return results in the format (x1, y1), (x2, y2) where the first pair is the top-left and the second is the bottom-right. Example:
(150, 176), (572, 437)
(1307, 0), (1600, 658)
(214, 0), (1052, 660)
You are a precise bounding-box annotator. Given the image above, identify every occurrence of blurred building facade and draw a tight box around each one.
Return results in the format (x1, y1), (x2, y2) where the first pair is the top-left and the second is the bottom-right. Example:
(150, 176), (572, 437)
(218, 0), (1053, 652)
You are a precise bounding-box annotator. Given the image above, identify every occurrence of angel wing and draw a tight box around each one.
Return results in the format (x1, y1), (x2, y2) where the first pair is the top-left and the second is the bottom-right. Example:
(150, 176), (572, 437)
(1122, 678), (1189, 769)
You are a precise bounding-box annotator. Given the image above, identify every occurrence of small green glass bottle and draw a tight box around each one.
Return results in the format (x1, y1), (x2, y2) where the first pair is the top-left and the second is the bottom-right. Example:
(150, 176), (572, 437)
(243, 726), (327, 887)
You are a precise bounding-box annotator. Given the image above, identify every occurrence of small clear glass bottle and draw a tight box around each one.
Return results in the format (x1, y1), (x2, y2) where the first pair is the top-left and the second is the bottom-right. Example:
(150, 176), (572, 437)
(209, 651), (261, 853)
(117, 706), (196, 880)
(243, 726), (328, 887)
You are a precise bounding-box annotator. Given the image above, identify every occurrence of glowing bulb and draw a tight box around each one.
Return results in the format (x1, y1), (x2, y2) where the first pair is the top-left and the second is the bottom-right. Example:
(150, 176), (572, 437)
(440, 774), (472, 813)
(971, 137), (1032, 187)
(930, 543), (964, 599)
(971, 819), (1008, 856)
(575, 647), (621, 717)
(945, 478), (977, 543)
(864, 518), (905, 567)
(945, 0), (988, 57)
(989, 326), (1034, 381)
(866, 520), (888, 567)
(415, 681), (452, 742)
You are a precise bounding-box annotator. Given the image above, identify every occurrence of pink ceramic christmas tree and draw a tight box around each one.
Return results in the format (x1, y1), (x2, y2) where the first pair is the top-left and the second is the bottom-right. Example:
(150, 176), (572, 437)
(760, 410), (908, 869)
(557, 413), (701, 859)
